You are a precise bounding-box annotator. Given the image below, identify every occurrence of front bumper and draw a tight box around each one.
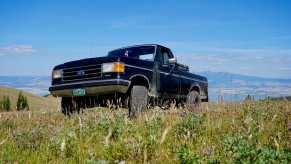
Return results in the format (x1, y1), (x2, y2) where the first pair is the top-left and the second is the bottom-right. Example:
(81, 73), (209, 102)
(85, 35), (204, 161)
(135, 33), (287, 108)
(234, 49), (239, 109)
(49, 79), (130, 97)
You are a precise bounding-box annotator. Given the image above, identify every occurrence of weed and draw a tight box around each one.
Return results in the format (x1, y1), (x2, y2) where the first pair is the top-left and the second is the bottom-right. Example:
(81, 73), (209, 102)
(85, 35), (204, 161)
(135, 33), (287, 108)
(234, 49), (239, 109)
(0, 100), (290, 163)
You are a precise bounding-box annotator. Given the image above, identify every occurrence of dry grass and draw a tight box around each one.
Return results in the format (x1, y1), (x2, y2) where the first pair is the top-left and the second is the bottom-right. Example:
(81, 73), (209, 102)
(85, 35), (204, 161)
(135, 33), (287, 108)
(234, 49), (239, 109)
(0, 100), (290, 163)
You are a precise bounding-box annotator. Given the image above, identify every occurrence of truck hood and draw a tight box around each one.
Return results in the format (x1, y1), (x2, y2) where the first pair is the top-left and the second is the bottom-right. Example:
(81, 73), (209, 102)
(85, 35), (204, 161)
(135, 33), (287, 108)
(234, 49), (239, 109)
(53, 56), (119, 70)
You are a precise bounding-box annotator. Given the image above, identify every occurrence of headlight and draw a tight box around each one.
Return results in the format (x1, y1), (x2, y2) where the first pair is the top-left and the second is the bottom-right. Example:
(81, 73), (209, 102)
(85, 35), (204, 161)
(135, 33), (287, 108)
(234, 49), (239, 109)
(52, 70), (62, 79)
(102, 62), (125, 73)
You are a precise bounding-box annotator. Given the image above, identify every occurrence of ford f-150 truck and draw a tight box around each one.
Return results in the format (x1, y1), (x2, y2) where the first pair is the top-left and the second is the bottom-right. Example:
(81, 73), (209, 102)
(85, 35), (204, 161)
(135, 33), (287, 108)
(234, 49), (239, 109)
(49, 44), (208, 117)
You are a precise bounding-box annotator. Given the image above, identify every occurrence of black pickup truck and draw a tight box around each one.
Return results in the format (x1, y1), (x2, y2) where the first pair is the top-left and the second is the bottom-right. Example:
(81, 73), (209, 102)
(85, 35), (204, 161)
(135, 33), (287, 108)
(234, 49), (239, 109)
(49, 44), (208, 117)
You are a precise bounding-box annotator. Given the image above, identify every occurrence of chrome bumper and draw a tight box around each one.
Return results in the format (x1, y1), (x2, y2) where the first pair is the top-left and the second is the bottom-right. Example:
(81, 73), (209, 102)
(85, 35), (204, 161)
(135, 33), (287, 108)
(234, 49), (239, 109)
(49, 79), (130, 97)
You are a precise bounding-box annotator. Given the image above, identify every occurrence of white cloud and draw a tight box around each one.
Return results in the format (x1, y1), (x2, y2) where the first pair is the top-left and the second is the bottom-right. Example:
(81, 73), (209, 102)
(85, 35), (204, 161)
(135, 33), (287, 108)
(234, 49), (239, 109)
(189, 55), (228, 62)
(202, 47), (291, 57)
(166, 41), (291, 56)
(163, 41), (291, 78)
(0, 45), (36, 55)
(278, 67), (291, 71)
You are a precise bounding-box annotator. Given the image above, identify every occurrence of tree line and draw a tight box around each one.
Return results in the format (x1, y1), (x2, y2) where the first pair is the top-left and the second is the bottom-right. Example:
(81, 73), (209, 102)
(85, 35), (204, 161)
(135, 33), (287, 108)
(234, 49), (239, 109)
(0, 92), (29, 112)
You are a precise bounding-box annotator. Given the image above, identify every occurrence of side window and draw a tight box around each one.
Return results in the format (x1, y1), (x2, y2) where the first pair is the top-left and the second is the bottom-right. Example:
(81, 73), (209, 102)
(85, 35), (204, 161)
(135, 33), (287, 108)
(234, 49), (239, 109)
(163, 52), (169, 65)
(155, 47), (172, 66)
(162, 48), (172, 65)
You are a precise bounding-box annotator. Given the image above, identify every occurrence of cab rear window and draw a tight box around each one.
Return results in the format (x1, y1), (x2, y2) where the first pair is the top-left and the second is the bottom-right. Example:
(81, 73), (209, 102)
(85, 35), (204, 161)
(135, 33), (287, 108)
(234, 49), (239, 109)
(108, 46), (155, 61)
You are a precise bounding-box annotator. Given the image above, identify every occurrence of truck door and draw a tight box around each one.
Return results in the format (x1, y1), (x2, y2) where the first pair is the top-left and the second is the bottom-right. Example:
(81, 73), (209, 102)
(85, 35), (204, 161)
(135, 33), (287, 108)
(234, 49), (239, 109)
(156, 47), (180, 97)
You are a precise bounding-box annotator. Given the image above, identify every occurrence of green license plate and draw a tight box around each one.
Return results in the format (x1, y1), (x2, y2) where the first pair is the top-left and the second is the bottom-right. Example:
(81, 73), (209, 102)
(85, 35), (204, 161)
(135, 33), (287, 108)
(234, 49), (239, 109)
(73, 88), (86, 96)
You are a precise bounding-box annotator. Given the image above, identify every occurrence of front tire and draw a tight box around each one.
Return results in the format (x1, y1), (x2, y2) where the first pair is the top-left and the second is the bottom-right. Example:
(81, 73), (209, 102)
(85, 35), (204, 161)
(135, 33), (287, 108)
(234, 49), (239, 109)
(61, 97), (80, 116)
(129, 85), (149, 118)
(186, 90), (201, 112)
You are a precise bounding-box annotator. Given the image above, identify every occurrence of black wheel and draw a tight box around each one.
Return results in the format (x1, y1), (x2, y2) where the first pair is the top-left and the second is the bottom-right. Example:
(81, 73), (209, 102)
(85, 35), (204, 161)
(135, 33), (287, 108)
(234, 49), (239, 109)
(128, 85), (149, 118)
(61, 97), (71, 115)
(61, 97), (81, 116)
(186, 90), (201, 112)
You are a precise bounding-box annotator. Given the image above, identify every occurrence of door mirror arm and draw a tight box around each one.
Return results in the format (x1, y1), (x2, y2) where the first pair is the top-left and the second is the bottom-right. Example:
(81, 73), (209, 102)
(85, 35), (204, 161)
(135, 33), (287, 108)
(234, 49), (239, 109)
(169, 57), (177, 64)
(168, 57), (177, 74)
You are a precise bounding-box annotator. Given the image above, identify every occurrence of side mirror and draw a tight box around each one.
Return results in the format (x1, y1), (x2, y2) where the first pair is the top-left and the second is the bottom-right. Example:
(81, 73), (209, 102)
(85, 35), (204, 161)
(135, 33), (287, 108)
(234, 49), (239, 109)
(169, 57), (177, 64)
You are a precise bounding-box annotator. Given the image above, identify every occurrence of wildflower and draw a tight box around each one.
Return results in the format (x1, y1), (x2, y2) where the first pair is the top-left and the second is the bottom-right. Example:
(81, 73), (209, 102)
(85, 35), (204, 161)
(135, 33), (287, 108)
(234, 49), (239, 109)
(61, 139), (66, 152)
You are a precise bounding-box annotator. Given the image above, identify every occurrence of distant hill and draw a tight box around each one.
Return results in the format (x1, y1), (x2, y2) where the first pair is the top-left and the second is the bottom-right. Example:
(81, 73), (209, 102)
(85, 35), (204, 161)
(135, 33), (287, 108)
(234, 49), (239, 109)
(196, 71), (291, 101)
(0, 72), (291, 102)
(0, 86), (59, 112)
(0, 76), (50, 95)
(198, 71), (291, 88)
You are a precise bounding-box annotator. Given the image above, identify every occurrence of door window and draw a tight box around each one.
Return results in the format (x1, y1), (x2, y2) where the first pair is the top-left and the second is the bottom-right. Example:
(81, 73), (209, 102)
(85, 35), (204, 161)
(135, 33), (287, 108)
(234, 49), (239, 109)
(155, 47), (174, 66)
(162, 48), (173, 66)
(163, 52), (169, 65)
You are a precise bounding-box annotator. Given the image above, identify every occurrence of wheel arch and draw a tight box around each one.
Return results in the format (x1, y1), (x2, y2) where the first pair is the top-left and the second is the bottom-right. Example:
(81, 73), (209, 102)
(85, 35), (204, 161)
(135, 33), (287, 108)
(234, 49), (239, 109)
(189, 83), (201, 94)
(129, 74), (150, 89)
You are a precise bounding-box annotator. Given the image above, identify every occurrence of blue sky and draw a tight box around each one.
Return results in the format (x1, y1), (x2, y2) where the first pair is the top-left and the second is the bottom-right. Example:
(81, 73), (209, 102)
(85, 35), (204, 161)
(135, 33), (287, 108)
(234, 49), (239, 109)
(0, 0), (291, 78)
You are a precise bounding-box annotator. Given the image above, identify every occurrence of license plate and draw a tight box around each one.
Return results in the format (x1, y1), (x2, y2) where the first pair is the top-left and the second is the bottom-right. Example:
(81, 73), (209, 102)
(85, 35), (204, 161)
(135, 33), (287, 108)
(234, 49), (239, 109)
(73, 88), (86, 96)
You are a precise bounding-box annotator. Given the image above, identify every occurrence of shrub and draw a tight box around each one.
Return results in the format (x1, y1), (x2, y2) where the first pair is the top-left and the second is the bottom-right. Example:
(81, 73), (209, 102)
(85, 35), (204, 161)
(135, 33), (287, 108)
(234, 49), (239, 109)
(175, 114), (204, 139)
(16, 92), (29, 111)
(222, 136), (257, 163)
(222, 135), (291, 163)
(0, 96), (11, 111)
(177, 146), (202, 164)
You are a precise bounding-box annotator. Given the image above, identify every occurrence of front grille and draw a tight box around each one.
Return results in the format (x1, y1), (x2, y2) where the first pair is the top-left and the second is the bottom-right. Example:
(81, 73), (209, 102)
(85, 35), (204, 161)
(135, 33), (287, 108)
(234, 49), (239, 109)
(62, 64), (102, 82)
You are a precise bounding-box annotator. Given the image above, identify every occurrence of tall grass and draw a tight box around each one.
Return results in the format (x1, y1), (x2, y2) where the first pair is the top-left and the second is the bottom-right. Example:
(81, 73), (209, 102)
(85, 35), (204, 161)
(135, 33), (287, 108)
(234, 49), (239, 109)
(0, 100), (290, 163)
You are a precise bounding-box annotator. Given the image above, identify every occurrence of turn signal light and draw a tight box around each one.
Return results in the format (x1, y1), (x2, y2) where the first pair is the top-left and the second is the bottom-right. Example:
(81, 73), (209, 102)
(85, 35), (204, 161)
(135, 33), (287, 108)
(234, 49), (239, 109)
(113, 62), (125, 73)
(102, 62), (125, 73)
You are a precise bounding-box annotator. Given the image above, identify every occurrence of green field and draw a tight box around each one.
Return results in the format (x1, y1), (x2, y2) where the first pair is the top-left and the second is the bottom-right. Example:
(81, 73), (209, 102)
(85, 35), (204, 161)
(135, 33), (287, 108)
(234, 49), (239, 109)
(0, 99), (290, 163)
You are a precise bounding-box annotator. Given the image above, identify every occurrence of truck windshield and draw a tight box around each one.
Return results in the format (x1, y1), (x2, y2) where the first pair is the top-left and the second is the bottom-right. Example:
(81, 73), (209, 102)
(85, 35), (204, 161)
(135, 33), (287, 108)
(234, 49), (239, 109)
(108, 46), (155, 61)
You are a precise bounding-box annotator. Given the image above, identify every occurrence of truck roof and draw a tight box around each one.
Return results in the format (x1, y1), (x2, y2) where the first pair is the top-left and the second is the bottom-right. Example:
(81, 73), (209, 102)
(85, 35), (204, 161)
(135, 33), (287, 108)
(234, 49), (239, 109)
(109, 44), (169, 53)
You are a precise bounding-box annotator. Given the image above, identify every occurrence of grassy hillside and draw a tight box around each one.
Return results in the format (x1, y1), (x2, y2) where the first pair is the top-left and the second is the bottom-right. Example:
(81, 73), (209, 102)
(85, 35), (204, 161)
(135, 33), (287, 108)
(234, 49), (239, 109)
(0, 86), (58, 112)
(0, 100), (290, 163)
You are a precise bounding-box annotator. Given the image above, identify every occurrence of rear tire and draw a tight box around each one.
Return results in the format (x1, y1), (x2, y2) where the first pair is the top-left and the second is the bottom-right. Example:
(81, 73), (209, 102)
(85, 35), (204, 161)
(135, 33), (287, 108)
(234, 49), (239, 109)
(186, 90), (201, 112)
(129, 85), (148, 118)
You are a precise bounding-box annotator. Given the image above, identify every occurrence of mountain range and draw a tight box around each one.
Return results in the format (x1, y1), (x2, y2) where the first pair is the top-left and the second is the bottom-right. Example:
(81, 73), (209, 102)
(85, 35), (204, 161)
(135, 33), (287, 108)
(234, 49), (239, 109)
(198, 71), (291, 101)
(0, 72), (290, 102)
